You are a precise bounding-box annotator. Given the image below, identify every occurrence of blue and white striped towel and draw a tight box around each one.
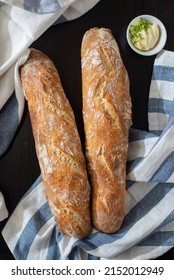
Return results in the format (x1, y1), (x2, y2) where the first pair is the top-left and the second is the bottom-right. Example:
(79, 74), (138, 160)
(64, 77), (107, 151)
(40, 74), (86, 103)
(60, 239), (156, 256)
(0, 0), (100, 222)
(2, 49), (174, 260)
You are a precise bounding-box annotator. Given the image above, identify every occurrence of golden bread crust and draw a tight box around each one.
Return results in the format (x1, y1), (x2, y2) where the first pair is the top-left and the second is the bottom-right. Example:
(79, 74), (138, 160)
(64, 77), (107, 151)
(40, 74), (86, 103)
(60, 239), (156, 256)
(81, 28), (132, 233)
(20, 49), (92, 238)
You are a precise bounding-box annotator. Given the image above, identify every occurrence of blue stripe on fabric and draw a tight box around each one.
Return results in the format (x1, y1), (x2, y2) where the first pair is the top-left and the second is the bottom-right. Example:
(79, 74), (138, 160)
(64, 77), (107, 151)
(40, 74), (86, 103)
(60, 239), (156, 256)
(129, 128), (157, 142)
(47, 232), (99, 259)
(126, 180), (135, 190)
(68, 247), (100, 260)
(153, 118), (174, 148)
(168, 108), (174, 127)
(115, 183), (173, 237)
(13, 203), (52, 259)
(158, 114), (174, 140)
(69, 247), (80, 260)
(153, 209), (174, 232)
(88, 254), (100, 260)
(127, 157), (144, 173)
(0, 92), (19, 157)
(137, 210), (174, 246)
(71, 236), (99, 252)
(46, 226), (62, 259)
(122, 184), (174, 248)
(148, 98), (174, 115)
(71, 183), (173, 252)
(148, 130), (162, 136)
(150, 151), (174, 182)
(23, 0), (60, 13)
(152, 65), (174, 82)
(138, 231), (174, 246)
(53, 15), (68, 25)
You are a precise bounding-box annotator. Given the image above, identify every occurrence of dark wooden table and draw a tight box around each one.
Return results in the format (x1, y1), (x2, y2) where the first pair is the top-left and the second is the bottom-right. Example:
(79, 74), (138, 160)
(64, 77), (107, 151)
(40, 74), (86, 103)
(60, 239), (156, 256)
(0, 0), (174, 260)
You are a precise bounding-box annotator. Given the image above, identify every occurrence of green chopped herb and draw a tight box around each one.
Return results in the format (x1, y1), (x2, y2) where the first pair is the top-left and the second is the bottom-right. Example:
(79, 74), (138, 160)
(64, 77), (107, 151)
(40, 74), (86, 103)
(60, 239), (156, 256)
(129, 18), (152, 45)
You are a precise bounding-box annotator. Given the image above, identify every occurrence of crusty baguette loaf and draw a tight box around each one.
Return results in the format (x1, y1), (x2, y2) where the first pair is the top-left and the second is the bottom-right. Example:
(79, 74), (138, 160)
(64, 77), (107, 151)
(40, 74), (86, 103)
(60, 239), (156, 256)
(81, 28), (132, 233)
(20, 48), (92, 238)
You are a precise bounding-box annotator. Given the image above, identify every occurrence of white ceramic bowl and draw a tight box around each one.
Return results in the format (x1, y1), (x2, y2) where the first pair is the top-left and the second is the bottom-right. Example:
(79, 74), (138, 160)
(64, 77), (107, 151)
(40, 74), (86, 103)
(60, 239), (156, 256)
(126, 15), (167, 56)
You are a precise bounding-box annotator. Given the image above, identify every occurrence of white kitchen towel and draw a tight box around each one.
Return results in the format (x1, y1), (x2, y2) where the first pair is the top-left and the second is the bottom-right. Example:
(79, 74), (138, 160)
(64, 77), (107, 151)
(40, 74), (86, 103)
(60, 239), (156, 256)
(0, 0), (100, 221)
(0, 0), (100, 156)
(2, 49), (174, 260)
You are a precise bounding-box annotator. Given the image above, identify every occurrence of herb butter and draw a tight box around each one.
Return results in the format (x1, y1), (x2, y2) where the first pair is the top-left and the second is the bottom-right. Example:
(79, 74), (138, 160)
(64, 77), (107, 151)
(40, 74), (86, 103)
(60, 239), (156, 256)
(129, 18), (160, 51)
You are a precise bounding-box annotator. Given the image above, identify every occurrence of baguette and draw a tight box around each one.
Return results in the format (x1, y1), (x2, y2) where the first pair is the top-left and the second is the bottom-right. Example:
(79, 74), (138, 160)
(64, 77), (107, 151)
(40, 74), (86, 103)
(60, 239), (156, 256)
(20, 48), (92, 238)
(81, 28), (132, 233)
